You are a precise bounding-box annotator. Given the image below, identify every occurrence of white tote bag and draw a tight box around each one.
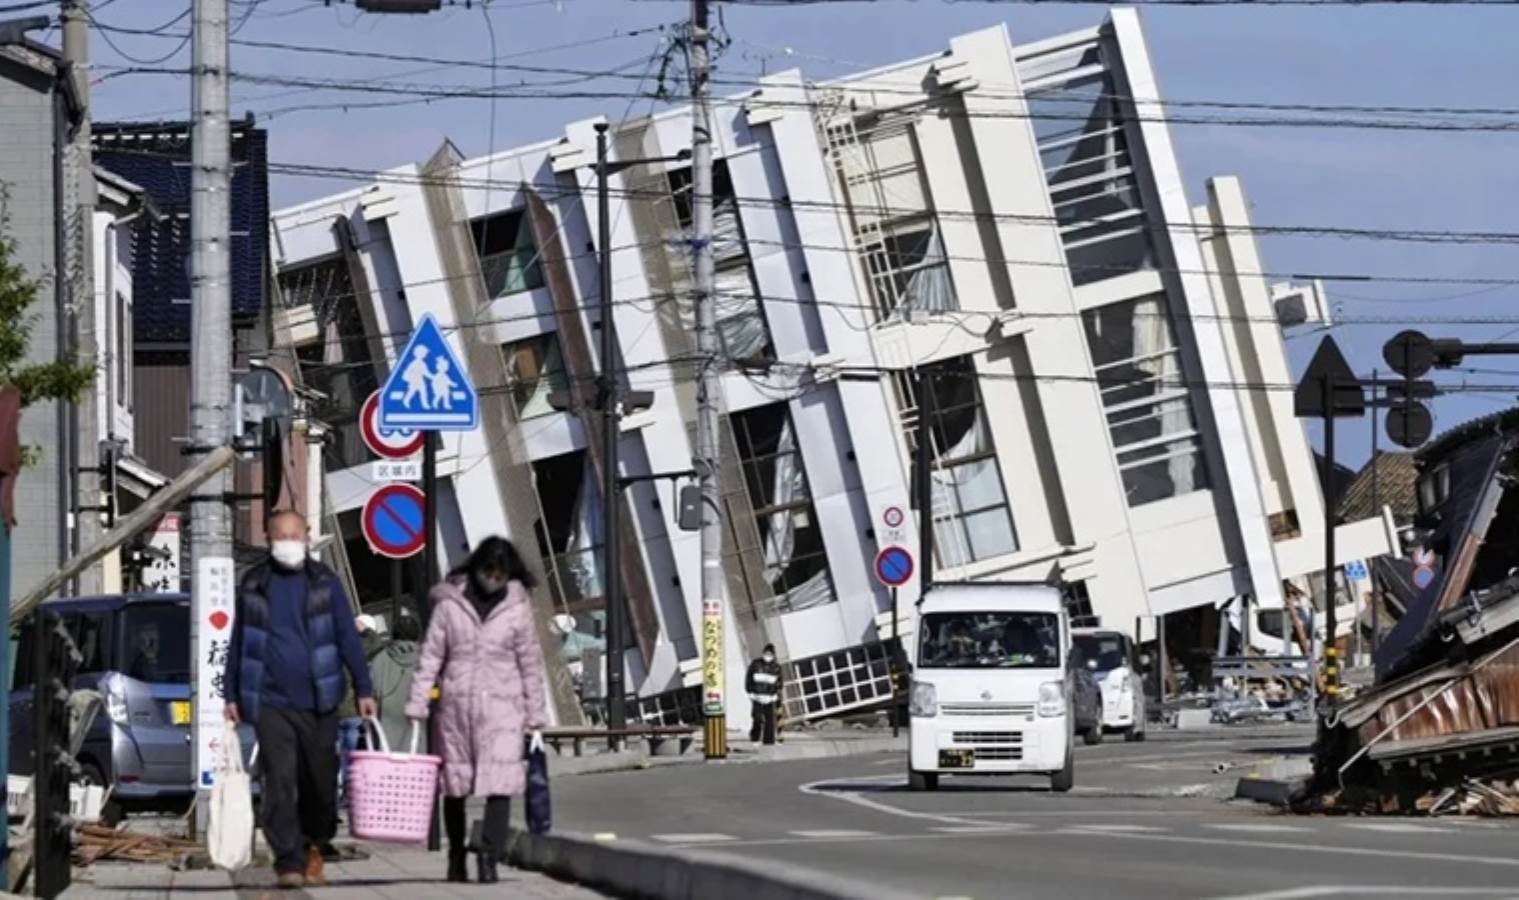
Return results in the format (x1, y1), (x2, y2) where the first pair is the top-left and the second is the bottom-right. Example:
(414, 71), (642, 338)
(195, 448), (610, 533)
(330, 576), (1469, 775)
(208, 723), (257, 871)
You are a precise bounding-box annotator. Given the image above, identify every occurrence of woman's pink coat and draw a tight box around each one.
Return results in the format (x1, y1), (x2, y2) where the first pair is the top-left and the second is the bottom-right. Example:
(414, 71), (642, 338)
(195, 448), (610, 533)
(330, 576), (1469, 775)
(405, 577), (547, 797)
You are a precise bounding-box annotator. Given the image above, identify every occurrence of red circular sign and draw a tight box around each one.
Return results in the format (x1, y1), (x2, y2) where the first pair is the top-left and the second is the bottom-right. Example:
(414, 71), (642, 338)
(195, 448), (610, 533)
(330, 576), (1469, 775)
(209, 611), (230, 631)
(362, 484), (427, 559)
(360, 391), (425, 460)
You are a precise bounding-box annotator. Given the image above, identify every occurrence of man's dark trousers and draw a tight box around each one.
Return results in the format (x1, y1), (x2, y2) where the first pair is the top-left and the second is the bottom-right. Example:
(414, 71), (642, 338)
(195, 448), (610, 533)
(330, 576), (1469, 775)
(750, 702), (777, 745)
(256, 706), (339, 874)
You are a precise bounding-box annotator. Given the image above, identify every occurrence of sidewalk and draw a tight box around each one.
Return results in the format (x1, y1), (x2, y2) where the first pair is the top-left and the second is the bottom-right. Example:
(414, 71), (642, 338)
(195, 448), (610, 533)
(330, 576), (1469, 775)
(62, 842), (605, 899)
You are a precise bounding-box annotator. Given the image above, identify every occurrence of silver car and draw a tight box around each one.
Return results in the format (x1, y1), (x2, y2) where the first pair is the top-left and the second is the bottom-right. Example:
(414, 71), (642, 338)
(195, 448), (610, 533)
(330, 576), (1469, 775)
(9, 593), (256, 824)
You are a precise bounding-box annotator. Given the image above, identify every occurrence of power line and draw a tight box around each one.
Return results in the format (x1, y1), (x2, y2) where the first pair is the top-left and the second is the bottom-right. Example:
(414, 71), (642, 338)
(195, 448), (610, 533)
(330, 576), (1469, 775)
(97, 53), (1519, 132)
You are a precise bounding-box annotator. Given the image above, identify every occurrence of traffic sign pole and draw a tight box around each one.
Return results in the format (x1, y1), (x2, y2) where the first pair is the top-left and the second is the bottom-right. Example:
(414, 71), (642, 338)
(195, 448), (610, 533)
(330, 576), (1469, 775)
(422, 431), (440, 852)
(891, 586), (899, 739)
(1322, 376), (1339, 700)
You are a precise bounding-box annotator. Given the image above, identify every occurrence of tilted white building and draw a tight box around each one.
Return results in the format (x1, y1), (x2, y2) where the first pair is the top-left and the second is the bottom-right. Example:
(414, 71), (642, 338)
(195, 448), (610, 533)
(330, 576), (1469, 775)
(270, 9), (1388, 730)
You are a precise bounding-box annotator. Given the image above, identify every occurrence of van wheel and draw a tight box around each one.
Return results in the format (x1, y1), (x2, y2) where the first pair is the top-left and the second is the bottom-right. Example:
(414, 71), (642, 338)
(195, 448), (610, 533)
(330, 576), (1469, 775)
(908, 770), (939, 792)
(1050, 749), (1075, 793)
(1082, 724), (1103, 746)
(79, 761), (124, 827)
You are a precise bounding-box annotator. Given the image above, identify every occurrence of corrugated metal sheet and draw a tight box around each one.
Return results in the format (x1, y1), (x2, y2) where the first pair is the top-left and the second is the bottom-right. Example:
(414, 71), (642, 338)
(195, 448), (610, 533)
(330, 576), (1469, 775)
(132, 353), (190, 477)
(1357, 642), (1519, 745)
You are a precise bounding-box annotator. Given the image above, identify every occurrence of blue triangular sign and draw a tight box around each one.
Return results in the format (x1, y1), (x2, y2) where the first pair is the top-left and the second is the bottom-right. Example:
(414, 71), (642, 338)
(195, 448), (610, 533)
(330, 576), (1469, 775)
(378, 313), (478, 431)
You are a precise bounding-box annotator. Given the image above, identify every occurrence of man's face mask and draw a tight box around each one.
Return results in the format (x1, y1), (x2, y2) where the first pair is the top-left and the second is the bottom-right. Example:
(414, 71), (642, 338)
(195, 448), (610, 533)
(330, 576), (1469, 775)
(270, 540), (307, 570)
(763, 652), (776, 663)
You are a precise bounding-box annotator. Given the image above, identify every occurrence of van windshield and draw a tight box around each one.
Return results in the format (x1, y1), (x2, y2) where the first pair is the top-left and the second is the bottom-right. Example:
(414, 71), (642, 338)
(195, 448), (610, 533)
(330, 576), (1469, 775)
(119, 602), (191, 683)
(918, 612), (1060, 669)
(1073, 633), (1128, 672)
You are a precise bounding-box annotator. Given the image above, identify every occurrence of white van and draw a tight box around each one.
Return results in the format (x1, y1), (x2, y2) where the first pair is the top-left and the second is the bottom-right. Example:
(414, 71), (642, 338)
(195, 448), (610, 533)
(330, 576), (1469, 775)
(907, 582), (1074, 792)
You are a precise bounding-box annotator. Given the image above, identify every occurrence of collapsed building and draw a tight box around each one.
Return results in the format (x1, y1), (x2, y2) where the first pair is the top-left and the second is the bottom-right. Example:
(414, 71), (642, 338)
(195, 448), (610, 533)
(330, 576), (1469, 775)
(269, 10), (1390, 732)
(1318, 409), (1519, 812)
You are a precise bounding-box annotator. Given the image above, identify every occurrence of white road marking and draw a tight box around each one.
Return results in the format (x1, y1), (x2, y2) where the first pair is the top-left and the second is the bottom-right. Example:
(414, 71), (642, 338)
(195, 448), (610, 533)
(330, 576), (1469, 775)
(936, 809), (1177, 818)
(1342, 822), (1452, 834)
(798, 777), (1001, 828)
(1055, 828), (1519, 870)
(1212, 887), (1519, 900)
(929, 824), (1034, 834)
(650, 833), (737, 844)
(1067, 823), (1167, 832)
(787, 829), (881, 839)
(1205, 823), (1313, 834)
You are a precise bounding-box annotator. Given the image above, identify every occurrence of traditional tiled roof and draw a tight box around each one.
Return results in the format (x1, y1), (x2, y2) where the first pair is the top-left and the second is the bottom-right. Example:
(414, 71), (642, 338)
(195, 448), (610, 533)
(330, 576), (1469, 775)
(93, 119), (269, 344)
(1337, 451), (1418, 524)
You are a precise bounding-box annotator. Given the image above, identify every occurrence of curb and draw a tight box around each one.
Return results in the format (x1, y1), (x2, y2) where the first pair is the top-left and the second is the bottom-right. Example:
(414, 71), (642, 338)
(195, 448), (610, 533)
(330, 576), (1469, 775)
(547, 735), (907, 778)
(505, 830), (908, 900)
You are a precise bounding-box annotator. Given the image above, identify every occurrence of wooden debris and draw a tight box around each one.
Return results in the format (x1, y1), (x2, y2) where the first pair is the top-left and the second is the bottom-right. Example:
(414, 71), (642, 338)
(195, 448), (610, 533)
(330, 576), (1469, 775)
(72, 824), (203, 868)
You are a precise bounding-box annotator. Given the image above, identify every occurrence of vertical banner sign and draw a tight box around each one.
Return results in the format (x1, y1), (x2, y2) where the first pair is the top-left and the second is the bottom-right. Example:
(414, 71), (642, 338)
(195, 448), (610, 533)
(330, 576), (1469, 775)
(702, 598), (724, 715)
(194, 556), (236, 788)
(143, 513), (183, 593)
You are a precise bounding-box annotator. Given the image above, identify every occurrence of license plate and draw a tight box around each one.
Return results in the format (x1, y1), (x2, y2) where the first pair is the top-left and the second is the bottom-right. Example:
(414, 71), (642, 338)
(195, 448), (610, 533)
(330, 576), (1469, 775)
(171, 701), (192, 725)
(939, 748), (974, 768)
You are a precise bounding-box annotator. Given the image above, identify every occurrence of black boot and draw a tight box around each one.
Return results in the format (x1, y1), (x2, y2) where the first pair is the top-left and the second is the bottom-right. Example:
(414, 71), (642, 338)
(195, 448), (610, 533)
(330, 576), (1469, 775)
(477, 851), (499, 884)
(447, 850), (468, 883)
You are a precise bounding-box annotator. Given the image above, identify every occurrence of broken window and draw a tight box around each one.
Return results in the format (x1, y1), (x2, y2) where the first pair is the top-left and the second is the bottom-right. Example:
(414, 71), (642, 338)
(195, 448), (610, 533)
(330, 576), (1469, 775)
(731, 402), (834, 613)
(828, 112), (956, 321)
(470, 207), (545, 298)
(1082, 293), (1209, 505)
(895, 357), (1019, 567)
(501, 332), (568, 420)
(280, 256), (380, 470)
(668, 162), (774, 362)
(1025, 66), (1156, 286)
(531, 450), (607, 618)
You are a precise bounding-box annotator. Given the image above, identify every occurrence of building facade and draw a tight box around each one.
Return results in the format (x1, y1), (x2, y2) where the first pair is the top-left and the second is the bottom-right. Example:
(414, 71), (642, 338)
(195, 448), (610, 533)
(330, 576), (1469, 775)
(271, 10), (1387, 729)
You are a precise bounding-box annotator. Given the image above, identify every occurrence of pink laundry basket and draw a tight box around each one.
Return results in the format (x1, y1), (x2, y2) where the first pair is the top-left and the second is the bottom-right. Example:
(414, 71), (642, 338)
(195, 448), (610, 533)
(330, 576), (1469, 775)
(346, 718), (441, 843)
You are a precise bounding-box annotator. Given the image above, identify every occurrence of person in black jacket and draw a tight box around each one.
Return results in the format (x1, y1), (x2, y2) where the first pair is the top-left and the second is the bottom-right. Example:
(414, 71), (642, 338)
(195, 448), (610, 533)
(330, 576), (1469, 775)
(746, 644), (783, 745)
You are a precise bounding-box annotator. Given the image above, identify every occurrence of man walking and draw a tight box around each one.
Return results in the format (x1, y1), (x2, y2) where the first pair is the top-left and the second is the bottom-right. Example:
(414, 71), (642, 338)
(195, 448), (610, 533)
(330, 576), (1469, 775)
(746, 644), (783, 745)
(225, 510), (376, 889)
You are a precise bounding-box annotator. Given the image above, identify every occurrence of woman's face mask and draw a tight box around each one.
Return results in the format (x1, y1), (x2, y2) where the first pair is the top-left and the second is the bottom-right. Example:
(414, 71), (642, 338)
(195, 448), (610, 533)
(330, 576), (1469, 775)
(470, 569), (508, 598)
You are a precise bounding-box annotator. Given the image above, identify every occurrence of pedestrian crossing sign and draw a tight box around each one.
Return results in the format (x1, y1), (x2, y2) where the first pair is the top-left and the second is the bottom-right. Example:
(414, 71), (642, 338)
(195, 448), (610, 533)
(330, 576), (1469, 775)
(378, 313), (478, 431)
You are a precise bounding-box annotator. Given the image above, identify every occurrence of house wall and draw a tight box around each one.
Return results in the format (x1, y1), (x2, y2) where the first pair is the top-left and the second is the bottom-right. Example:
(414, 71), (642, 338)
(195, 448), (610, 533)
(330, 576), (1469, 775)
(0, 52), (65, 597)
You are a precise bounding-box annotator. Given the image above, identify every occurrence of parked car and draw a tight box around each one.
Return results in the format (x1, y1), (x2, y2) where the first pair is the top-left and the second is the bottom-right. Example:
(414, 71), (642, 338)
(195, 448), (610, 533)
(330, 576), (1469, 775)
(1067, 643), (1105, 746)
(1073, 627), (1148, 742)
(8, 593), (256, 824)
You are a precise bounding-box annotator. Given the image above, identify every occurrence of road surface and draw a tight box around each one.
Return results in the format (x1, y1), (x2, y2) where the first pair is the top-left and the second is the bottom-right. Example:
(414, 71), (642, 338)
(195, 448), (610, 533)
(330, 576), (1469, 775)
(551, 728), (1519, 900)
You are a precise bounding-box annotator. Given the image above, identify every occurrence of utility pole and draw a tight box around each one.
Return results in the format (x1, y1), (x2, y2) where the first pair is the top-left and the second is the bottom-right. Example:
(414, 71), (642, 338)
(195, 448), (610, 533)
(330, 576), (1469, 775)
(188, 0), (233, 832)
(691, 0), (726, 760)
(62, 0), (101, 596)
(595, 123), (629, 736)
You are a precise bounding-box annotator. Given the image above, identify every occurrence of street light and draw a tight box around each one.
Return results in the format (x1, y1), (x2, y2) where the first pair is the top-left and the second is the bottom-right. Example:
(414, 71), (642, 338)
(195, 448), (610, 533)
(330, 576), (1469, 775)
(551, 125), (688, 739)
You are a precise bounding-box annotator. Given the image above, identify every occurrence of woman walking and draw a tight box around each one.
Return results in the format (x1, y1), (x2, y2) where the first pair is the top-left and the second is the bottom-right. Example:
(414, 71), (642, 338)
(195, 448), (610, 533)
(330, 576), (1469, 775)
(406, 537), (548, 883)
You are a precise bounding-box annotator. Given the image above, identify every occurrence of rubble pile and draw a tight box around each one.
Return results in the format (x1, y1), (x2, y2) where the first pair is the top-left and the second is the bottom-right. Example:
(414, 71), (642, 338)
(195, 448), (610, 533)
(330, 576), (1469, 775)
(1308, 413), (1519, 815)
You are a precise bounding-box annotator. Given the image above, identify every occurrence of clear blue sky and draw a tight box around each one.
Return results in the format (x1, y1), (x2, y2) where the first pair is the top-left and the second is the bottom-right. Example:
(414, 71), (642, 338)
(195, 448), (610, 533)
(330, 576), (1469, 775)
(84, 0), (1519, 466)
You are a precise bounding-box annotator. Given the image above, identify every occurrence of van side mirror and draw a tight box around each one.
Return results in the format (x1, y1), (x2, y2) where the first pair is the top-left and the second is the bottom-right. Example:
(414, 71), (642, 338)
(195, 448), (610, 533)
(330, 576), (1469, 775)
(1085, 658), (1098, 671)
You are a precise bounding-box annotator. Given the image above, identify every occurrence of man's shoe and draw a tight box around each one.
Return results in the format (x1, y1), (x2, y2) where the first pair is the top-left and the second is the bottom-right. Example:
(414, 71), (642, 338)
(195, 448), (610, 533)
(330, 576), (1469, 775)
(276, 871), (306, 890)
(477, 852), (499, 884)
(305, 846), (327, 886)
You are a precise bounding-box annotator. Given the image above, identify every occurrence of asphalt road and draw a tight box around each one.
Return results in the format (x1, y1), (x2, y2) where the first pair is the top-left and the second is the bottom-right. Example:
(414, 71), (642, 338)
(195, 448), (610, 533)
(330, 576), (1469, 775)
(550, 728), (1519, 900)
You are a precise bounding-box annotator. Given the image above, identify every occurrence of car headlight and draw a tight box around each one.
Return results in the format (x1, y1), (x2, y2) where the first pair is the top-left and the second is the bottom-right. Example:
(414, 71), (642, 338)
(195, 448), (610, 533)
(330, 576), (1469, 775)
(909, 681), (938, 718)
(105, 675), (129, 725)
(1037, 681), (1066, 718)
